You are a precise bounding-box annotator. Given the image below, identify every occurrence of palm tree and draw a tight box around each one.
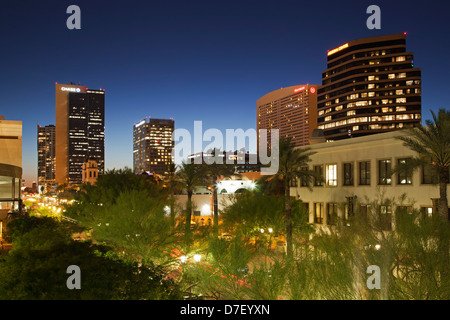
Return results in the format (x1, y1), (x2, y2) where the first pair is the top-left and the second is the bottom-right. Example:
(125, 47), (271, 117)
(395, 108), (450, 284)
(202, 148), (236, 236)
(265, 137), (317, 258)
(395, 109), (450, 221)
(176, 161), (205, 248)
(163, 163), (183, 230)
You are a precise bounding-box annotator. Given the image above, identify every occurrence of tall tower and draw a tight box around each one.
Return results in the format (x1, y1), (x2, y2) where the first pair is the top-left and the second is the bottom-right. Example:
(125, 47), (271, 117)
(133, 118), (174, 176)
(257, 84), (320, 151)
(37, 124), (56, 192)
(317, 33), (421, 140)
(55, 83), (105, 185)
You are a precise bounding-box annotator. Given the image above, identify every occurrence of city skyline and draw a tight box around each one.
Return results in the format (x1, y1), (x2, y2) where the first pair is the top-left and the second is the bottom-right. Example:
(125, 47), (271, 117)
(1, 1), (449, 185)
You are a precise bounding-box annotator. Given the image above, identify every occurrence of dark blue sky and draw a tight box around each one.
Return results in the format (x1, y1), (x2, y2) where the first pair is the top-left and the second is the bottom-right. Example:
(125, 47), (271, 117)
(1, 0), (449, 184)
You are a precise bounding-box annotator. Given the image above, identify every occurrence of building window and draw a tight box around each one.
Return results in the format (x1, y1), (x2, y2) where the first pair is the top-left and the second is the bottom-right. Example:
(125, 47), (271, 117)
(359, 204), (369, 221)
(359, 161), (371, 185)
(300, 166), (309, 187)
(327, 203), (338, 225)
(314, 203), (324, 224)
(398, 158), (413, 185)
(343, 163), (354, 186)
(314, 165), (324, 186)
(378, 159), (392, 185)
(420, 207), (434, 219)
(422, 165), (438, 184)
(326, 164), (337, 186)
(289, 177), (298, 187)
(302, 202), (310, 217)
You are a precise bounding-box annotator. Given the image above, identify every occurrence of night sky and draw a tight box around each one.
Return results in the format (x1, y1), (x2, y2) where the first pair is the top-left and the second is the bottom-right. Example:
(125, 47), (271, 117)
(1, 0), (449, 185)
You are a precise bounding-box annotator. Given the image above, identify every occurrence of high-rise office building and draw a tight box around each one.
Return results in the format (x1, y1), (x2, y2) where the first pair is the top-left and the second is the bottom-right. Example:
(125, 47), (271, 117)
(133, 117), (174, 176)
(55, 83), (105, 185)
(0, 116), (22, 217)
(257, 84), (320, 151)
(317, 33), (421, 141)
(37, 124), (56, 192)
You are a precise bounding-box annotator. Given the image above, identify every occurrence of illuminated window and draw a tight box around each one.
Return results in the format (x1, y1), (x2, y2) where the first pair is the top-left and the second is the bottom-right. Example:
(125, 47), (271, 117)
(347, 110), (356, 116)
(378, 159), (392, 185)
(388, 74), (395, 79)
(398, 158), (413, 185)
(326, 164), (337, 186)
(396, 106), (406, 112)
(396, 56), (406, 62)
(396, 98), (406, 103)
(314, 203), (324, 224)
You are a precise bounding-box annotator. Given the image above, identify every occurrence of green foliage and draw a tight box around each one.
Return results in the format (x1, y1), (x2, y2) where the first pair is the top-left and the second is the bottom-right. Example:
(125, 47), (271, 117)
(0, 216), (182, 300)
(67, 189), (177, 261)
(4, 216), (71, 250)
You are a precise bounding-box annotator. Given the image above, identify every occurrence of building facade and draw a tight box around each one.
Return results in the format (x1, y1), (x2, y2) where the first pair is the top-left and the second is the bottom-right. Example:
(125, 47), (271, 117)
(55, 83), (105, 185)
(37, 124), (56, 192)
(82, 159), (99, 184)
(257, 84), (320, 152)
(317, 33), (421, 141)
(133, 117), (174, 176)
(0, 116), (22, 228)
(289, 130), (449, 230)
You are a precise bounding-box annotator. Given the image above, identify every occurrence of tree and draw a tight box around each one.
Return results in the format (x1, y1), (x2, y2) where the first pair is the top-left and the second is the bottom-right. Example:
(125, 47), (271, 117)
(176, 161), (206, 249)
(395, 108), (450, 284)
(395, 109), (450, 221)
(65, 169), (174, 261)
(202, 148), (236, 236)
(163, 163), (183, 230)
(263, 137), (317, 258)
(0, 216), (182, 300)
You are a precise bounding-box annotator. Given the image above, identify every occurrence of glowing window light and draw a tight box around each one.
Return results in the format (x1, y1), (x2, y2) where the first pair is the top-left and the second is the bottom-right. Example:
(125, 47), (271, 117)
(327, 43), (349, 56)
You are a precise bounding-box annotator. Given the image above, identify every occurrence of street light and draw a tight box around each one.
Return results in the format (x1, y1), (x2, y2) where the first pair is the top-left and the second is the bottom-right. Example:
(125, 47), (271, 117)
(260, 228), (264, 234)
(180, 255), (188, 263)
(193, 254), (202, 262)
(268, 228), (273, 233)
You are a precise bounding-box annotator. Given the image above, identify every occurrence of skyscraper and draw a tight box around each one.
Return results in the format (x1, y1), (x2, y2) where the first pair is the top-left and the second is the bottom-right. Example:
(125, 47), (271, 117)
(55, 83), (105, 185)
(37, 124), (56, 192)
(257, 84), (320, 151)
(317, 33), (421, 141)
(133, 117), (174, 176)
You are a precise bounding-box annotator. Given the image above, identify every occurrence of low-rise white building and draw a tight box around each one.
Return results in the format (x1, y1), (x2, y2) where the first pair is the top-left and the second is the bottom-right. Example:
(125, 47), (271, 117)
(290, 130), (448, 230)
